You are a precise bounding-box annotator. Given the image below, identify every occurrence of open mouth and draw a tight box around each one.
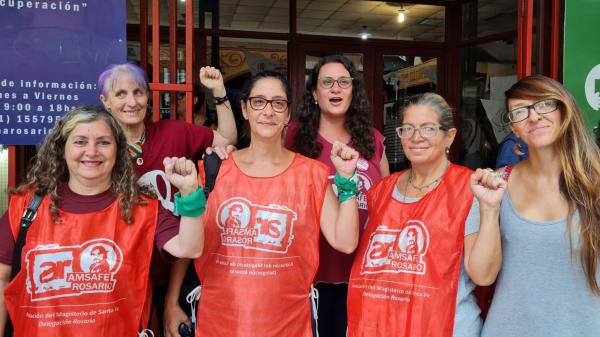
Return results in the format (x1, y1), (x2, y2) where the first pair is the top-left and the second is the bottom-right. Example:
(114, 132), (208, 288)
(329, 97), (343, 104)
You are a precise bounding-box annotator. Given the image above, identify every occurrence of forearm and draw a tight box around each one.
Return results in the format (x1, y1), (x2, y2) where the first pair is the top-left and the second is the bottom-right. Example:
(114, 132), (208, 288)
(466, 208), (502, 285)
(166, 259), (191, 306)
(211, 85), (237, 146)
(331, 198), (360, 254)
(172, 216), (205, 258)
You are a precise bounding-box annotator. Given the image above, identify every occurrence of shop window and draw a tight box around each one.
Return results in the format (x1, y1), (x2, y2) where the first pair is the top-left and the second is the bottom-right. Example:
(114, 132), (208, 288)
(459, 38), (517, 170)
(462, 0), (518, 39)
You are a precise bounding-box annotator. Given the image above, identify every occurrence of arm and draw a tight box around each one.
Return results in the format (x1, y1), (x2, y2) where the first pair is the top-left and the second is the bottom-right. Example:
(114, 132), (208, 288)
(0, 263), (11, 336)
(164, 259), (192, 337)
(379, 152), (390, 177)
(464, 168), (506, 286)
(199, 67), (237, 146)
(319, 141), (360, 254)
(320, 186), (359, 254)
(162, 157), (206, 258)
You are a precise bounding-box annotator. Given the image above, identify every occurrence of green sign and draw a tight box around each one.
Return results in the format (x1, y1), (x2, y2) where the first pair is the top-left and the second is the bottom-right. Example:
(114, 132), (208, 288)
(563, 0), (600, 133)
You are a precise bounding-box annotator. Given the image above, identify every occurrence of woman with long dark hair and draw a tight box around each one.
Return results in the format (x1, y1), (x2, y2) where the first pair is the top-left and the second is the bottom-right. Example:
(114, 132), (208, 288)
(285, 54), (389, 337)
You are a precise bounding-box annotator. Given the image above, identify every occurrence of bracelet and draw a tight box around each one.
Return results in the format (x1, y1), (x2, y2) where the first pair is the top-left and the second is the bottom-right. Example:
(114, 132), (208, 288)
(334, 172), (359, 203)
(174, 187), (206, 217)
(212, 95), (229, 105)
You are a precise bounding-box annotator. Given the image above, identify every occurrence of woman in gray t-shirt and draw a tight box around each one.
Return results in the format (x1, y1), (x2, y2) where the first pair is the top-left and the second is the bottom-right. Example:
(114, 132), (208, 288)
(481, 75), (600, 337)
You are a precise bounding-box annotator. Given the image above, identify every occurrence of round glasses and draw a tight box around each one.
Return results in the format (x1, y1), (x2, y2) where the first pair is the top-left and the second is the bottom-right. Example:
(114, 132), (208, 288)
(318, 76), (353, 89)
(396, 125), (445, 139)
(248, 96), (289, 113)
(508, 99), (559, 123)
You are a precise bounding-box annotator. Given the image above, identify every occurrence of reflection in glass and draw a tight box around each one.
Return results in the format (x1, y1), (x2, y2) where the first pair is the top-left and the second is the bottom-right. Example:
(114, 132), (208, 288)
(459, 38), (517, 169)
(382, 55), (437, 172)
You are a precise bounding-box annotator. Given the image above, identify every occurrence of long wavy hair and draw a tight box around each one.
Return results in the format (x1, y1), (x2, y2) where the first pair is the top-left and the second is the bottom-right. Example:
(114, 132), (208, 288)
(13, 106), (154, 224)
(506, 75), (600, 295)
(292, 54), (375, 159)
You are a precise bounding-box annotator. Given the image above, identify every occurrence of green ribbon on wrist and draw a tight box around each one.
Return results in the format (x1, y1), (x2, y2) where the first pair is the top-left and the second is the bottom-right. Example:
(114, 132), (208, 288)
(334, 172), (359, 203)
(174, 187), (206, 217)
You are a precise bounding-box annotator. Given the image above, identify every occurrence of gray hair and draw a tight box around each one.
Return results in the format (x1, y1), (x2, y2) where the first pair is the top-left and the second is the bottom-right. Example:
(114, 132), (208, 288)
(401, 93), (455, 130)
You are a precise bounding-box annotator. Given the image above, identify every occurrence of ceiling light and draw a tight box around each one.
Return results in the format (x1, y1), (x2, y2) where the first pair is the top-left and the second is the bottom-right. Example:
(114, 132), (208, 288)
(397, 4), (406, 23)
(360, 26), (371, 40)
(398, 10), (405, 23)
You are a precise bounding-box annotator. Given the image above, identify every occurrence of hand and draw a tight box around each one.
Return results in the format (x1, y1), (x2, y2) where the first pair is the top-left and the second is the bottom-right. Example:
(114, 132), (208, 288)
(330, 141), (359, 178)
(199, 66), (226, 97)
(164, 302), (191, 337)
(205, 144), (236, 160)
(163, 157), (199, 196)
(470, 168), (507, 209)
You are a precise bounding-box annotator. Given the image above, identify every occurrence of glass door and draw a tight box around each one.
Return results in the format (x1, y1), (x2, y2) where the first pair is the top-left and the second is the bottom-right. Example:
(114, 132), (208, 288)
(375, 48), (443, 173)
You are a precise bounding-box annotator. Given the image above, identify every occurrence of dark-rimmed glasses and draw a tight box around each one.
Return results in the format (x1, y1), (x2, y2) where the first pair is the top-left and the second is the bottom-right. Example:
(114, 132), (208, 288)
(318, 77), (353, 89)
(396, 125), (445, 139)
(248, 97), (289, 113)
(508, 99), (559, 123)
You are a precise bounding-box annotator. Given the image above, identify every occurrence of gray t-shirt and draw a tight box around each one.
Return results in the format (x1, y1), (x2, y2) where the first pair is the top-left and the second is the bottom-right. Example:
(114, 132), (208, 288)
(481, 192), (600, 337)
(393, 186), (482, 337)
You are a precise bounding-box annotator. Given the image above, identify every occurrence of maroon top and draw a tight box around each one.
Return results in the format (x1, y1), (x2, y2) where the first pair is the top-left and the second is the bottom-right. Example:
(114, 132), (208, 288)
(0, 184), (179, 266)
(135, 119), (213, 210)
(133, 120), (213, 283)
(285, 122), (385, 283)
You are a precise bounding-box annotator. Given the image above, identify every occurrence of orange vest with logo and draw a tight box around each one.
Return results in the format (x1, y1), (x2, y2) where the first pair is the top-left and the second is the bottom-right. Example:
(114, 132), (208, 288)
(194, 154), (329, 337)
(347, 164), (473, 337)
(4, 191), (158, 337)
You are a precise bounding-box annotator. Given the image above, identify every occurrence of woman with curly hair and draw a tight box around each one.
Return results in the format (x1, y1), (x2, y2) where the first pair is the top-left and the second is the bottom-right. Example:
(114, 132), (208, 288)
(0, 106), (205, 337)
(480, 75), (600, 336)
(285, 54), (389, 337)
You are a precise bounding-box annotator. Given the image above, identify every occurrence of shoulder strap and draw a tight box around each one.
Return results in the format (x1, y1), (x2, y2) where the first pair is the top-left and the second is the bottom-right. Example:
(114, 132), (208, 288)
(10, 193), (43, 280)
(203, 153), (222, 199)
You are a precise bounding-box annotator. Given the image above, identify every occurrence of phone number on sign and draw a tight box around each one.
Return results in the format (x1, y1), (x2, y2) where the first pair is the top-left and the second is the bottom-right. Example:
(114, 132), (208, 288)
(0, 114), (62, 124)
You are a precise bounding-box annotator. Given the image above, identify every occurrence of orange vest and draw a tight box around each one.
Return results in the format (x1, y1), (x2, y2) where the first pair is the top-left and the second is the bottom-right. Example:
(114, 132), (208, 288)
(347, 164), (473, 337)
(194, 155), (329, 337)
(4, 191), (158, 337)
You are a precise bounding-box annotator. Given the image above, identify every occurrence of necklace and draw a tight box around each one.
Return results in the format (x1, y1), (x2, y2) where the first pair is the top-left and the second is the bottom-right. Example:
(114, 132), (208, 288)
(407, 161), (450, 191)
(128, 127), (146, 166)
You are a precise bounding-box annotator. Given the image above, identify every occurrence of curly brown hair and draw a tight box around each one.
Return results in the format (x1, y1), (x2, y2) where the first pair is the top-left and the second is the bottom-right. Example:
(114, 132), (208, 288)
(292, 54), (375, 159)
(13, 105), (154, 224)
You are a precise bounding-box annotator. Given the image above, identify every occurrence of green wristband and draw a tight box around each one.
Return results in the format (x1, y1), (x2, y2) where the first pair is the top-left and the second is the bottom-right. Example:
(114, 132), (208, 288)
(334, 172), (359, 203)
(174, 187), (206, 217)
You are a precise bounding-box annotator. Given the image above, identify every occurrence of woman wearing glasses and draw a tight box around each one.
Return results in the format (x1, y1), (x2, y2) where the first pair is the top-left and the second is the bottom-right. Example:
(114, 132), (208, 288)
(285, 54), (389, 337)
(347, 93), (504, 337)
(480, 75), (600, 337)
(191, 70), (361, 337)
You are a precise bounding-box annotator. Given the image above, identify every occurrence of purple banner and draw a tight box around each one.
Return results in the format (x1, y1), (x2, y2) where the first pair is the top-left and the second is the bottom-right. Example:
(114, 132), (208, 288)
(0, 0), (126, 144)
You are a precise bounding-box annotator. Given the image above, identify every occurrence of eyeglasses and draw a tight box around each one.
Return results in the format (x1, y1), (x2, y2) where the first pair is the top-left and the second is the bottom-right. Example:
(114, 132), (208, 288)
(508, 99), (559, 123)
(318, 77), (353, 89)
(396, 125), (445, 139)
(248, 96), (289, 113)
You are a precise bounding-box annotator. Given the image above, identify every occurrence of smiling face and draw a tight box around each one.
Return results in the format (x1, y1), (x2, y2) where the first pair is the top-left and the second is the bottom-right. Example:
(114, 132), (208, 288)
(312, 62), (353, 118)
(508, 98), (562, 150)
(64, 119), (116, 193)
(242, 77), (290, 141)
(100, 71), (149, 129)
(400, 104), (456, 166)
